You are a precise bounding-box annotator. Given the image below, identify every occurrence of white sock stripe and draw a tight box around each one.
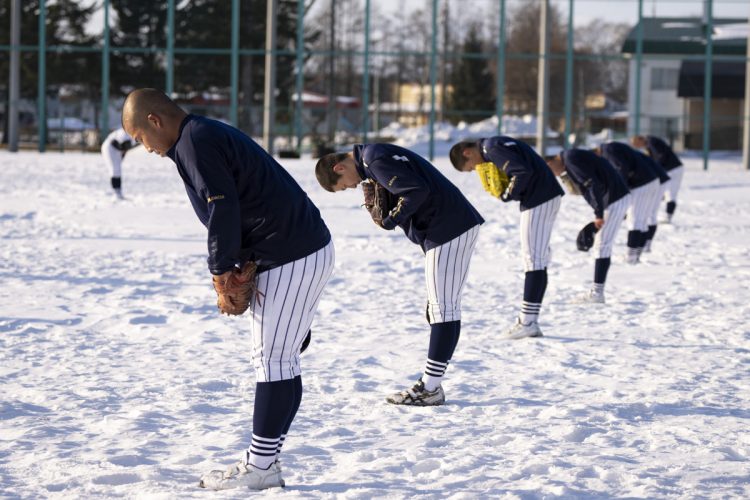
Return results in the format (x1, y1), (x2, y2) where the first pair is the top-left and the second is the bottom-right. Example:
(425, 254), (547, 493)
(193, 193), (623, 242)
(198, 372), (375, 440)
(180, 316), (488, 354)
(426, 358), (449, 368)
(252, 435), (281, 444)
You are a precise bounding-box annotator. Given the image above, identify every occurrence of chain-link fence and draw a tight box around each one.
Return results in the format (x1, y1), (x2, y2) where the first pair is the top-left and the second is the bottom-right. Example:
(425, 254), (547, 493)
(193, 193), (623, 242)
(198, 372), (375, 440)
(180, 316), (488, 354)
(1, 0), (748, 166)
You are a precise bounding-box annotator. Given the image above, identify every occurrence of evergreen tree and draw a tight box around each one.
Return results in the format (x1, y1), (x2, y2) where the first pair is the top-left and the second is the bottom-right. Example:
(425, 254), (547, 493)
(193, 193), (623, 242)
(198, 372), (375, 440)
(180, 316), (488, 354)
(448, 23), (495, 123)
(110, 1), (168, 92)
(0, 0), (99, 142)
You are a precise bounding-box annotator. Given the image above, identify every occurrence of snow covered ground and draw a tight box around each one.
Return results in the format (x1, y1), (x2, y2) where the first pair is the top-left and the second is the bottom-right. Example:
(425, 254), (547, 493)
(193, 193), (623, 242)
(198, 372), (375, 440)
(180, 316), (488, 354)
(1, 145), (749, 498)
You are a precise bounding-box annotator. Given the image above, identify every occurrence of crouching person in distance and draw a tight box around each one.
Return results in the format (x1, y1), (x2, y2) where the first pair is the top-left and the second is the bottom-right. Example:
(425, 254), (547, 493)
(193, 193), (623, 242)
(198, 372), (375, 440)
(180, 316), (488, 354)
(450, 136), (563, 339)
(315, 144), (483, 406)
(546, 149), (631, 303)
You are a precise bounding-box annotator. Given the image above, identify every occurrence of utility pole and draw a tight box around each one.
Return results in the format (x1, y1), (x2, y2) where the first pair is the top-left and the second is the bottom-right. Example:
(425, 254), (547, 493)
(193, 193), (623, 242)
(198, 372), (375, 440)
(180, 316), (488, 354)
(263, 0), (278, 155)
(536, 0), (550, 155)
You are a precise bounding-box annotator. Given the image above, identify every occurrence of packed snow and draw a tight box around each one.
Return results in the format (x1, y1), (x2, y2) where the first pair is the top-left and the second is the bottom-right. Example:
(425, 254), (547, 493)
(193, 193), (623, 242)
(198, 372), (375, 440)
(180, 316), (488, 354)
(1, 143), (749, 498)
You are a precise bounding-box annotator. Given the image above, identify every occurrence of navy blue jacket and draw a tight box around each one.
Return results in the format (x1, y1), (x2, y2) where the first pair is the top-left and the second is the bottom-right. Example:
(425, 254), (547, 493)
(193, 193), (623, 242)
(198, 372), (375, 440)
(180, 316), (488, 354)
(645, 135), (682, 171)
(167, 115), (331, 274)
(479, 136), (564, 211)
(600, 142), (659, 189)
(561, 149), (630, 219)
(640, 149), (671, 184)
(353, 144), (484, 251)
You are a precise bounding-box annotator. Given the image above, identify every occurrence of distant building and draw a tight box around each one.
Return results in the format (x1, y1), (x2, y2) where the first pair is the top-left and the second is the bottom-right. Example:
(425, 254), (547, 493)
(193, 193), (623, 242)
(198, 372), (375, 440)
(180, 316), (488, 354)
(621, 17), (747, 150)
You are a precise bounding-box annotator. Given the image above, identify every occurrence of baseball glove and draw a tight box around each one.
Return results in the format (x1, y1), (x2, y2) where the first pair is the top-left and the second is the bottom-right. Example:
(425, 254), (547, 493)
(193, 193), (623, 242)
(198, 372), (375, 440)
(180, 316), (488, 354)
(361, 179), (398, 228)
(212, 261), (259, 315)
(576, 221), (599, 252)
(475, 162), (510, 198)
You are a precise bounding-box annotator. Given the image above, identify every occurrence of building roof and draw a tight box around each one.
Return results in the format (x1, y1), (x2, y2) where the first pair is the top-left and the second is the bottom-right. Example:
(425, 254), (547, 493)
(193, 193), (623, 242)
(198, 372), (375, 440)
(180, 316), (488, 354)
(677, 60), (746, 99)
(621, 17), (748, 55)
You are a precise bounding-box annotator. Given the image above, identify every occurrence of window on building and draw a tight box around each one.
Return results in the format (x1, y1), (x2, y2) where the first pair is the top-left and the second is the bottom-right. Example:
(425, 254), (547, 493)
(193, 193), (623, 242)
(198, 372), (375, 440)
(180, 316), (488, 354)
(651, 68), (680, 90)
(650, 117), (678, 140)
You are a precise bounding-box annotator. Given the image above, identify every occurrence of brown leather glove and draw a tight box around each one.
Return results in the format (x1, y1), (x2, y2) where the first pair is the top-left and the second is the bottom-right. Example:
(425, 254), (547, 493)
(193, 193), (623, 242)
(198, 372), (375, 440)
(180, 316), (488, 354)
(212, 261), (259, 315)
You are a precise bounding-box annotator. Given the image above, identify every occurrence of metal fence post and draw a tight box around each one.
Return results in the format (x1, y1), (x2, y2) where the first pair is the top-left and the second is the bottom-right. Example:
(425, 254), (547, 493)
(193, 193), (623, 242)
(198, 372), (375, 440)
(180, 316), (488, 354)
(634, 0), (644, 136)
(496, 0), (506, 136)
(428, 0), (438, 161)
(262, 0), (278, 154)
(563, 0), (574, 149)
(362, 0), (371, 143)
(8, 0), (21, 152)
(743, 2), (750, 170)
(536, 0), (550, 155)
(100, 0), (109, 141)
(166, 0), (175, 96)
(702, 0), (713, 171)
(294, 0), (304, 153)
(230, 0), (239, 126)
(38, 0), (47, 152)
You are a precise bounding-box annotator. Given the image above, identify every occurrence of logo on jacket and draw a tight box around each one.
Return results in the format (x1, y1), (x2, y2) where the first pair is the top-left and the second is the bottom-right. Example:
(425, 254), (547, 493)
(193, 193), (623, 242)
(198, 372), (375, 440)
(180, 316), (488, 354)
(388, 176), (398, 186)
(207, 195), (225, 203)
(392, 155), (409, 162)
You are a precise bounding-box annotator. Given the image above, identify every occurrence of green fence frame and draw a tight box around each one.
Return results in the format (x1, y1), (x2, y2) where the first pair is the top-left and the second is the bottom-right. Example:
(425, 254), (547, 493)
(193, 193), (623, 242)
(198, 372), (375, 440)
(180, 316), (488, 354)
(2, 0), (748, 166)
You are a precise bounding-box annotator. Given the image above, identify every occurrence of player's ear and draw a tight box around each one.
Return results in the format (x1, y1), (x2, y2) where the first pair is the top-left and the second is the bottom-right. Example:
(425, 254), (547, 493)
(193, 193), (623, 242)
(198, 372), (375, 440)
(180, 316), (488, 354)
(332, 163), (345, 174)
(146, 113), (161, 128)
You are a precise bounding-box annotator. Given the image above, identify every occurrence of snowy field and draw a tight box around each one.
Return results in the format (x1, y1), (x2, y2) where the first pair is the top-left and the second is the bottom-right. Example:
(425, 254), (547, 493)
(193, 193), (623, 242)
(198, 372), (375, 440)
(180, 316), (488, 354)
(1, 146), (749, 499)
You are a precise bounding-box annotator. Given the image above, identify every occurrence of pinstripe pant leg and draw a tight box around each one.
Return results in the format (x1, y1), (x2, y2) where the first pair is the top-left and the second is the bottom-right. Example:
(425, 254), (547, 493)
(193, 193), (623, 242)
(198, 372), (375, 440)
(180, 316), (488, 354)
(647, 182), (667, 226)
(250, 241), (335, 382)
(424, 225), (480, 324)
(594, 194), (630, 259)
(664, 166), (684, 203)
(520, 196), (561, 271)
(627, 179), (659, 232)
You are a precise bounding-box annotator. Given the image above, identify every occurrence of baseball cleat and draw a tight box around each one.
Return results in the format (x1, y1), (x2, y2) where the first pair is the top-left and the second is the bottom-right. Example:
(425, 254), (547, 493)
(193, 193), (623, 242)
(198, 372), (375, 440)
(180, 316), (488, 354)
(198, 452), (285, 490)
(573, 289), (605, 304)
(386, 379), (445, 406)
(502, 318), (543, 339)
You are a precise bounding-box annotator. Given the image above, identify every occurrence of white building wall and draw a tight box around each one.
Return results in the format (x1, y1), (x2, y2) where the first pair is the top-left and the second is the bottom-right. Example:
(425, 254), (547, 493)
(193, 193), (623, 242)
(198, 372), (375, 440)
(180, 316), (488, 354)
(627, 58), (685, 149)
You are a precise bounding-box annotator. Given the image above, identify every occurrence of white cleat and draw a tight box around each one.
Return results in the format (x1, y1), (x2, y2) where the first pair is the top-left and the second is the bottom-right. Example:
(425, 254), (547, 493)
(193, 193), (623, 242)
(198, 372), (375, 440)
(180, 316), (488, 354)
(198, 453), (285, 491)
(573, 289), (605, 304)
(386, 379), (445, 406)
(502, 318), (543, 339)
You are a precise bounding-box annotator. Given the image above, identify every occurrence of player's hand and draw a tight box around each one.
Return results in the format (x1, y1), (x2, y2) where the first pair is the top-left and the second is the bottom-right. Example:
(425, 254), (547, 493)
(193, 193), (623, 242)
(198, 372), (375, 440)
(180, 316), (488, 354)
(594, 218), (604, 230)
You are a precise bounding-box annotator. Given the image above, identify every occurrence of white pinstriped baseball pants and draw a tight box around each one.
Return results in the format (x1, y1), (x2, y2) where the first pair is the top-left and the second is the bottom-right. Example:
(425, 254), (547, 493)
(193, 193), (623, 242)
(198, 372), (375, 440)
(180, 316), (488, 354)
(520, 196), (561, 271)
(425, 224), (480, 324)
(250, 241), (335, 382)
(626, 179), (661, 232)
(593, 194), (630, 259)
(647, 181), (669, 226)
(664, 166), (684, 203)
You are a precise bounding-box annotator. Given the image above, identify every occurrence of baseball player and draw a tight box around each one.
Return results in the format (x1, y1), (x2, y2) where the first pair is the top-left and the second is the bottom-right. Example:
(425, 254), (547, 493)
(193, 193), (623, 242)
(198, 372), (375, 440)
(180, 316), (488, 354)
(101, 127), (135, 198)
(450, 136), (563, 339)
(546, 149), (631, 303)
(122, 88), (334, 491)
(642, 152), (670, 252)
(315, 144), (484, 406)
(631, 135), (684, 224)
(596, 141), (662, 263)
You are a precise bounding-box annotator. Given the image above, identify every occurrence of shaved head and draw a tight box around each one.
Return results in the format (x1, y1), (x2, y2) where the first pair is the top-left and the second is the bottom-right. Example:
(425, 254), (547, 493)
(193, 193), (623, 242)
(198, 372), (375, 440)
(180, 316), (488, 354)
(122, 88), (183, 130)
(122, 88), (187, 157)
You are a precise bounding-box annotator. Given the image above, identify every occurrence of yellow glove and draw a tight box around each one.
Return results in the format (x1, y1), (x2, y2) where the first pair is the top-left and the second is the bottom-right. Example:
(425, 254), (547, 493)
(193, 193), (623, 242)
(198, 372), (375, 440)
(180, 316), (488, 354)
(475, 162), (509, 198)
